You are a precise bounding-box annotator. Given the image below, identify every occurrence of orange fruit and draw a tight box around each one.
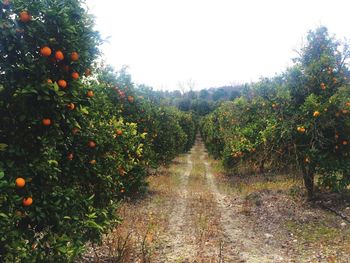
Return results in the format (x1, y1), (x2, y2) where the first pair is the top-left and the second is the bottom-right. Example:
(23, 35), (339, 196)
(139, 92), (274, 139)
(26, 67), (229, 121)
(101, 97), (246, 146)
(67, 103), (75, 110)
(313, 111), (320, 117)
(89, 159), (97, 165)
(71, 72), (79, 80)
(47, 79), (53, 84)
(116, 130), (123, 136)
(120, 189), (125, 193)
(343, 141), (348, 145)
(55, 50), (64, 61)
(67, 153), (74, 161)
(58, 79), (67, 89)
(345, 102), (350, 107)
(118, 168), (126, 176)
(42, 118), (52, 126)
(40, 46), (52, 57)
(23, 197), (33, 207)
(297, 127), (305, 133)
(15, 177), (26, 188)
(72, 127), (80, 134)
(85, 68), (91, 76)
(87, 90), (94, 97)
(320, 82), (326, 90)
(88, 141), (96, 148)
(71, 52), (79, 61)
(19, 11), (31, 23)
(304, 157), (310, 163)
(127, 96), (134, 103)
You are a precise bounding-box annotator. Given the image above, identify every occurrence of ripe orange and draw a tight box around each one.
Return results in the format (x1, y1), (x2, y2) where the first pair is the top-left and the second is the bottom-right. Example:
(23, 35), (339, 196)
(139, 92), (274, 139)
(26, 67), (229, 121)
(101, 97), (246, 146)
(85, 68), (91, 76)
(71, 72), (79, 80)
(67, 153), (74, 161)
(72, 127), (80, 134)
(116, 129), (123, 136)
(42, 118), (52, 126)
(127, 96), (134, 103)
(71, 52), (79, 61)
(58, 79), (67, 89)
(313, 111), (320, 117)
(23, 197), (33, 207)
(304, 157), (310, 163)
(118, 168), (126, 176)
(345, 102), (350, 107)
(320, 83), (326, 90)
(120, 189), (125, 193)
(40, 46), (52, 57)
(67, 103), (75, 110)
(89, 160), (97, 165)
(55, 50), (64, 61)
(15, 177), (26, 188)
(88, 141), (96, 148)
(19, 11), (31, 23)
(343, 141), (348, 145)
(297, 127), (305, 133)
(47, 79), (53, 84)
(87, 90), (94, 97)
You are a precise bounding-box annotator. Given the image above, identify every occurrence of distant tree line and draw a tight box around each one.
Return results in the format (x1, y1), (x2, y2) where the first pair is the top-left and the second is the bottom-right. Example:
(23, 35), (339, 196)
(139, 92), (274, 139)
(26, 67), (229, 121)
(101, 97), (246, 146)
(137, 84), (245, 116)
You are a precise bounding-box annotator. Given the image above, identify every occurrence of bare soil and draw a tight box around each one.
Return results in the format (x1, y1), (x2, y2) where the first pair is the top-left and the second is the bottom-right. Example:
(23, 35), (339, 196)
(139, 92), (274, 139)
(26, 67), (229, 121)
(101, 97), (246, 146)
(80, 138), (350, 263)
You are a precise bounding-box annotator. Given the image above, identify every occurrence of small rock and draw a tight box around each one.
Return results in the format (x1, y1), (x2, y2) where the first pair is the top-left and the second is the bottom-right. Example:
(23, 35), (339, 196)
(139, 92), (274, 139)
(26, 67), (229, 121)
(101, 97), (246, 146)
(264, 233), (273, 238)
(345, 207), (350, 210)
(293, 239), (298, 242)
(341, 222), (347, 227)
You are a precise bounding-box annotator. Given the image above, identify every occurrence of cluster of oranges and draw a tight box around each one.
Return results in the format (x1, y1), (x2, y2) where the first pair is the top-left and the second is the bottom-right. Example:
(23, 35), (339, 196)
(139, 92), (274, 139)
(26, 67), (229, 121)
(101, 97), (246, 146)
(15, 177), (32, 207)
(39, 46), (85, 126)
(40, 46), (80, 89)
(115, 87), (134, 103)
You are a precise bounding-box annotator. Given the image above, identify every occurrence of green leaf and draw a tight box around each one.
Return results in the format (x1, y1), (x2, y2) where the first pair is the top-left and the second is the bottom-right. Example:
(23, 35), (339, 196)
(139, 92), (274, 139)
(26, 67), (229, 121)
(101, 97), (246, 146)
(0, 144), (8, 151)
(0, 213), (8, 219)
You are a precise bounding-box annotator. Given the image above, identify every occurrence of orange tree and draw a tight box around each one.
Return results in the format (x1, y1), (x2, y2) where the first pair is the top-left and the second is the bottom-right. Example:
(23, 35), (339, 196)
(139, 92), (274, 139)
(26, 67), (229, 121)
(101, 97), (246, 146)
(95, 66), (195, 166)
(286, 27), (350, 198)
(0, 0), (144, 261)
(201, 27), (350, 199)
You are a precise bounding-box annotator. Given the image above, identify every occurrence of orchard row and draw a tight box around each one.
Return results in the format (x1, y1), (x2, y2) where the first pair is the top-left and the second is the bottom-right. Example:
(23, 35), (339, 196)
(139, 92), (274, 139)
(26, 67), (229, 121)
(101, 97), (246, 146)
(201, 26), (350, 200)
(0, 0), (196, 261)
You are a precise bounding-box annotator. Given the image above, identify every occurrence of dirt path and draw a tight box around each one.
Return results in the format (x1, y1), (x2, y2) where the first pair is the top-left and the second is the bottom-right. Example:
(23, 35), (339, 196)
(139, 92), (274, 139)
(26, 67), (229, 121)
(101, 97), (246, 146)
(81, 138), (350, 262)
(202, 148), (285, 262)
(153, 139), (286, 262)
(160, 155), (197, 261)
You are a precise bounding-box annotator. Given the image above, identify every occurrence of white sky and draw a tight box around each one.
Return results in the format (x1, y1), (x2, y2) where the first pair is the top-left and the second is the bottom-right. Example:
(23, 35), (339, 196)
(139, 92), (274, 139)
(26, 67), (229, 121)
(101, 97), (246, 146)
(86, 0), (350, 90)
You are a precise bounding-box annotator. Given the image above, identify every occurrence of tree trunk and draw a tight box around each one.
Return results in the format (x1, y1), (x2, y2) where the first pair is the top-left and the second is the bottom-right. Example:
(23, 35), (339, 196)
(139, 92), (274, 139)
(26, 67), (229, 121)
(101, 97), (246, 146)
(301, 164), (315, 200)
(259, 159), (265, 174)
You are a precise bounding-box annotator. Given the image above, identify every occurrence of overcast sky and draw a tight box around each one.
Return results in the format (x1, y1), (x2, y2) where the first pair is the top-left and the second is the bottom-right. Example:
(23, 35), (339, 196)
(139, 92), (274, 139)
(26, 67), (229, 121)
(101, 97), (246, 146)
(85, 0), (350, 90)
